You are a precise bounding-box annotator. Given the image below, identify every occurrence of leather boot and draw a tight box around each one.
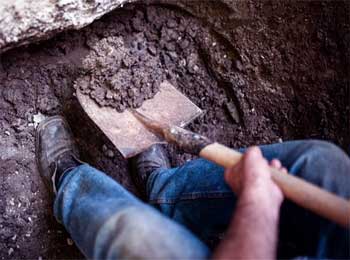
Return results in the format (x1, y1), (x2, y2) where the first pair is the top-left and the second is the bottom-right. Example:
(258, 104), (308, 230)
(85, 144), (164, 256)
(130, 144), (170, 197)
(36, 115), (81, 194)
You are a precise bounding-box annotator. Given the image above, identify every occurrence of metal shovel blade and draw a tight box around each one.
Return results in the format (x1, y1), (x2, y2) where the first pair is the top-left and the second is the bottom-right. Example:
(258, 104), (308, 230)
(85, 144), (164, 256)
(76, 81), (203, 158)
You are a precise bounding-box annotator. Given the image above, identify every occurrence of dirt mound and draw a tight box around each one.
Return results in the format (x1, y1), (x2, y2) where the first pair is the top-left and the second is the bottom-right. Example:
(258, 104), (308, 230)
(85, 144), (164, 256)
(75, 4), (239, 113)
(77, 33), (164, 111)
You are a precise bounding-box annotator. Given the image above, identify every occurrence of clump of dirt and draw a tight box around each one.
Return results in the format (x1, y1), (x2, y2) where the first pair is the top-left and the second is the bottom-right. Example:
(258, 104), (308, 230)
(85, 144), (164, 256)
(0, 1), (349, 259)
(77, 29), (165, 112)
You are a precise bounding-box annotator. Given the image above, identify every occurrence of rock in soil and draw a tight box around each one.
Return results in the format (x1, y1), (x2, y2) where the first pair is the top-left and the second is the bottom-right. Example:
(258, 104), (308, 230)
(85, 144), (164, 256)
(0, 0), (134, 53)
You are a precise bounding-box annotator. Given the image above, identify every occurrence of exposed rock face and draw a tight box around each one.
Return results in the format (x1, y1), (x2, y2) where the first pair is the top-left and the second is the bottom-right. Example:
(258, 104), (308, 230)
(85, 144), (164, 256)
(0, 0), (133, 53)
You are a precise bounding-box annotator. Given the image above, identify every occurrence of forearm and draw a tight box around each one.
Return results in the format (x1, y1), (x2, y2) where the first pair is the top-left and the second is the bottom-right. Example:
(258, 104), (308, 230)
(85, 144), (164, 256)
(213, 192), (281, 259)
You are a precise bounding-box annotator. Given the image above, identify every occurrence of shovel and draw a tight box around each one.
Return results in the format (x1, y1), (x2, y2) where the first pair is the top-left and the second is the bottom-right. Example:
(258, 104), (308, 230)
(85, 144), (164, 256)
(77, 81), (350, 228)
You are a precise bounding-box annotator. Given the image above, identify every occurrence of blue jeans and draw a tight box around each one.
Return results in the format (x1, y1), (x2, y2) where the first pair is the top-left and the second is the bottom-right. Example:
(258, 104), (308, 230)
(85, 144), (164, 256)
(54, 140), (350, 259)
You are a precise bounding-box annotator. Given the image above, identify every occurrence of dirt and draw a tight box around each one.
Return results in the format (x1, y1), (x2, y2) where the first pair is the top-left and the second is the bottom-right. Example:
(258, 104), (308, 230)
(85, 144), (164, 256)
(0, 1), (349, 259)
(77, 33), (165, 112)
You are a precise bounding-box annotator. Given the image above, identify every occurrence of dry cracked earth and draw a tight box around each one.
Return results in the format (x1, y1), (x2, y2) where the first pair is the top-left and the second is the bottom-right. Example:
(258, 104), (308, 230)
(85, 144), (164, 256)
(0, 1), (349, 259)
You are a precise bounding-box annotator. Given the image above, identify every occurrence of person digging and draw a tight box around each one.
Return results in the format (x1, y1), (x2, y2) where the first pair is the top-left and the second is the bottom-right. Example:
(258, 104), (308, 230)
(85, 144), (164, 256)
(36, 115), (350, 259)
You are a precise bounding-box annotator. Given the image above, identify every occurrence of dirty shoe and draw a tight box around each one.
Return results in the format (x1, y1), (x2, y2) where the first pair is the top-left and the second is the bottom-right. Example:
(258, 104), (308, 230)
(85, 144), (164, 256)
(36, 115), (81, 195)
(130, 144), (170, 197)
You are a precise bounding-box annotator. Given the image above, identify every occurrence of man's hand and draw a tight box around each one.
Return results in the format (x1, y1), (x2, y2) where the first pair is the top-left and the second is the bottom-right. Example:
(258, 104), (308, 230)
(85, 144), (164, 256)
(214, 147), (286, 260)
(224, 146), (285, 209)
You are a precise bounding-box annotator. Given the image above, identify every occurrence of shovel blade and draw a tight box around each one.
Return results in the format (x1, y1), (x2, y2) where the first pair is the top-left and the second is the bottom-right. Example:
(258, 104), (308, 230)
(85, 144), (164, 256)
(77, 81), (202, 158)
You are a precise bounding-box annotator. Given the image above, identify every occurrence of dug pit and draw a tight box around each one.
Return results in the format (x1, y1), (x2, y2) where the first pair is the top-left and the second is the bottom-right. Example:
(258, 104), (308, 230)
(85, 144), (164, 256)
(0, 1), (349, 259)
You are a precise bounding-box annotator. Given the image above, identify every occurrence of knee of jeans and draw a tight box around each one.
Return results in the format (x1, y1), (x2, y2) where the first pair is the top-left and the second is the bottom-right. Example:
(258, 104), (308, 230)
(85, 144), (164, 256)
(302, 140), (348, 163)
(294, 140), (350, 179)
(95, 206), (207, 259)
(94, 207), (162, 258)
(115, 207), (159, 235)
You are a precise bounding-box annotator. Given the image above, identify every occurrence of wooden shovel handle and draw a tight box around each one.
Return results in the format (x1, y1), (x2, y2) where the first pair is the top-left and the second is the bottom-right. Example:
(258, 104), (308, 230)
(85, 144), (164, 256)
(199, 142), (350, 228)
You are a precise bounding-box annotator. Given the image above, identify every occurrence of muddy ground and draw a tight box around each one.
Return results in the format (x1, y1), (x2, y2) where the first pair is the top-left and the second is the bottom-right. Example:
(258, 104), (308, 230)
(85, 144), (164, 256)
(0, 1), (349, 259)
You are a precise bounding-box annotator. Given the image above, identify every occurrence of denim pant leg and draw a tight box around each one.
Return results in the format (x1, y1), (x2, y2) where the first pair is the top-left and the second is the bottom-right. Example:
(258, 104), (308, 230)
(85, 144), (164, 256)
(147, 158), (235, 248)
(147, 140), (350, 258)
(54, 164), (209, 259)
(259, 140), (350, 259)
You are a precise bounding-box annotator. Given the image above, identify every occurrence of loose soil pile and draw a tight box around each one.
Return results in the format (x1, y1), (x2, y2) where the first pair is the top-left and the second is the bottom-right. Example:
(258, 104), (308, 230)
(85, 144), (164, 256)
(77, 33), (164, 112)
(0, 1), (349, 259)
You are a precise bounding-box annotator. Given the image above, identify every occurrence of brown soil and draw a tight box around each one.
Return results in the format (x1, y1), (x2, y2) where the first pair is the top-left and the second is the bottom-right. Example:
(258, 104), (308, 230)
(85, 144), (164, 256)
(77, 34), (165, 112)
(0, 1), (349, 259)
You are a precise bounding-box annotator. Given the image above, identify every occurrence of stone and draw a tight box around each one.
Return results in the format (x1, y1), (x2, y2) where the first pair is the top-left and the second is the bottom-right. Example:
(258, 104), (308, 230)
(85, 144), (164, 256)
(8, 248), (14, 255)
(106, 150), (114, 158)
(131, 18), (143, 32)
(166, 19), (177, 28)
(179, 39), (190, 50)
(32, 112), (47, 129)
(67, 238), (74, 246)
(147, 45), (157, 56)
(225, 101), (241, 124)
(0, 0), (135, 53)
(234, 59), (244, 71)
(106, 90), (114, 100)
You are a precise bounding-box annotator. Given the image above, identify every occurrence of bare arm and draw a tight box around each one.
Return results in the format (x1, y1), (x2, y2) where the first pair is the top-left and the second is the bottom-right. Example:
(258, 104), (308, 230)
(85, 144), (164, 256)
(213, 147), (284, 259)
